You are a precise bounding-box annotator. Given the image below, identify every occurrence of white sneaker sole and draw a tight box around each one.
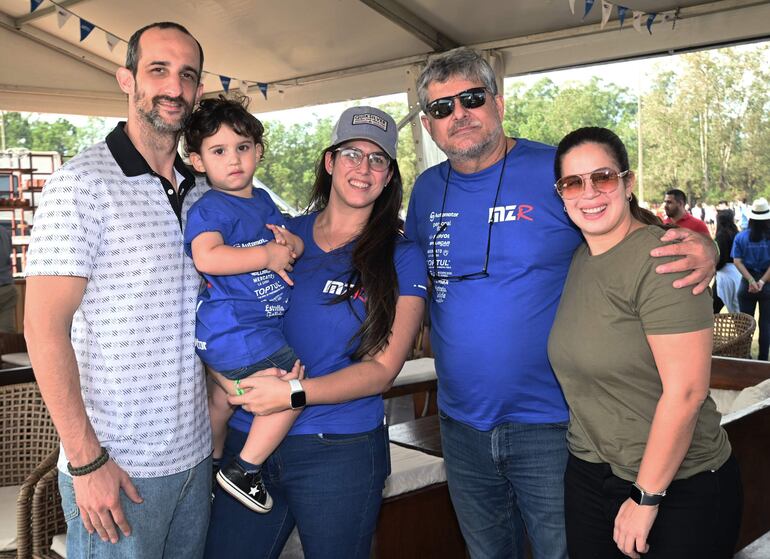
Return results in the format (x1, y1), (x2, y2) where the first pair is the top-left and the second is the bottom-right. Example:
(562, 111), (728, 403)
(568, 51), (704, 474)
(216, 470), (273, 513)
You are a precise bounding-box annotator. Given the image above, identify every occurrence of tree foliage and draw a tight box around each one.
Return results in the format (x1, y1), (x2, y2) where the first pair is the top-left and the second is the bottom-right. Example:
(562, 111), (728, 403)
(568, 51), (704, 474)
(503, 76), (638, 159)
(1, 112), (110, 158)
(641, 46), (770, 203)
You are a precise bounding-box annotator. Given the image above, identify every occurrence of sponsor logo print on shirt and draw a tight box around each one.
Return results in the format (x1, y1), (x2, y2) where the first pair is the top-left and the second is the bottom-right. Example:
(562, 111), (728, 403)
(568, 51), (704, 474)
(322, 280), (367, 302)
(323, 280), (355, 295)
(488, 204), (534, 223)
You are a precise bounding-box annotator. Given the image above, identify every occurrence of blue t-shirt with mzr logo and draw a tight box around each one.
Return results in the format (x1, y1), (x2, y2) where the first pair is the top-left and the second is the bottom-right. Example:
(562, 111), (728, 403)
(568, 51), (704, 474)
(184, 187), (289, 372)
(405, 138), (581, 429)
(230, 212), (428, 436)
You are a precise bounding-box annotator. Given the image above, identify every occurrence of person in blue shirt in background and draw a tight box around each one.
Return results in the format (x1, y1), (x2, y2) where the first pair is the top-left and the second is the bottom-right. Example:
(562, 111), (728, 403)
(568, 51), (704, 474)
(732, 197), (770, 360)
(204, 106), (427, 558)
(183, 95), (304, 514)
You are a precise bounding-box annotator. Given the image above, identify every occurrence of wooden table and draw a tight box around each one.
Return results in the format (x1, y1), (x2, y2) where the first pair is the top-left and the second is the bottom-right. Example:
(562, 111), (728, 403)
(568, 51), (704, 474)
(388, 414), (442, 457)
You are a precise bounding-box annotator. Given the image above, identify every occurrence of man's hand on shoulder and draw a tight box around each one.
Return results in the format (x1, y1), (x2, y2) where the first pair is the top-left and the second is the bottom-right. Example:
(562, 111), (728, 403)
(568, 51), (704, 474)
(650, 228), (717, 295)
(72, 459), (142, 543)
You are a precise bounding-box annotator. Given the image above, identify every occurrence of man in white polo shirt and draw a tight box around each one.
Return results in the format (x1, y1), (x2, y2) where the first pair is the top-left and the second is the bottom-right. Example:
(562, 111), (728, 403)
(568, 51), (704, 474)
(24, 22), (211, 558)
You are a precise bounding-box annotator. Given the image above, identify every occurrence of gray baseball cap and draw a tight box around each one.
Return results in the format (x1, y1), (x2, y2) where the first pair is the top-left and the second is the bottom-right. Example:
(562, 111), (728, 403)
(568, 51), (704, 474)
(330, 106), (398, 160)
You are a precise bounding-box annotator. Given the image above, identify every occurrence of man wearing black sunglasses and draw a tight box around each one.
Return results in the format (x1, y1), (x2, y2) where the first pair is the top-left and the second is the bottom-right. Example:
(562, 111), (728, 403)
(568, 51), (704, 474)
(404, 47), (717, 559)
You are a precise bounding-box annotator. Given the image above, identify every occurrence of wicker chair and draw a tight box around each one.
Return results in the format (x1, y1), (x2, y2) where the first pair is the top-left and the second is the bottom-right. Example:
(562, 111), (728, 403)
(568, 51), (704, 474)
(0, 382), (59, 559)
(713, 312), (757, 358)
(30, 457), (65, 559)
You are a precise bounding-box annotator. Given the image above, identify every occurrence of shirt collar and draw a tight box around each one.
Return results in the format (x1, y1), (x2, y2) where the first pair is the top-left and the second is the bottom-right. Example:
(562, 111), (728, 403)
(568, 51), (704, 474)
(105, 122), (195, 184)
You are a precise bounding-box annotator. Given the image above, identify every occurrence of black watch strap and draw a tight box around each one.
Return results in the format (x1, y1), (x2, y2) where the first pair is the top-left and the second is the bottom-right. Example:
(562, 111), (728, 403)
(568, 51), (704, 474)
(629, 482), (665, 506)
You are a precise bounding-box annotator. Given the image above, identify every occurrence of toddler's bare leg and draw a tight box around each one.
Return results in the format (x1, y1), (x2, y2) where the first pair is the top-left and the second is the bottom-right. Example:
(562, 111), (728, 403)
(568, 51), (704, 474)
(240, 409), (300, 464)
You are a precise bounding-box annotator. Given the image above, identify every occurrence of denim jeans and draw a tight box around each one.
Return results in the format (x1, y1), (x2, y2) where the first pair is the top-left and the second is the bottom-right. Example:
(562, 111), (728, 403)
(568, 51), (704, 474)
(565, 453), (742, 558)
(59, 455), (212, 559)
(738, 276), (770, 360)
(219, 345), (299, 380)
(204, 423), (389, 559)
(439, 410), (568, 559)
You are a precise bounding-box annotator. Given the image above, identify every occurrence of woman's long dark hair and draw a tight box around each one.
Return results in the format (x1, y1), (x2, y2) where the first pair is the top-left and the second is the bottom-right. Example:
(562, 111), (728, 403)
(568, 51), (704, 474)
(748, 218), (770, 243)
(716, 210), (738, 239)
(307, 145), (403, 360)
(554, 127), (662, 227)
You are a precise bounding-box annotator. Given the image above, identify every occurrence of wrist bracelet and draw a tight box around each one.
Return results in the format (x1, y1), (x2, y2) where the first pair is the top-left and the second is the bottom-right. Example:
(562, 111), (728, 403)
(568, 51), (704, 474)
(67, 447), (110, 476)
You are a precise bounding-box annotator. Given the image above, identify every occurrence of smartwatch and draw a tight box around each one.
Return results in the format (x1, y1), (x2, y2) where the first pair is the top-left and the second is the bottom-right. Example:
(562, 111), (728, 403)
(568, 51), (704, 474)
(289, 379), (306, 409)
(629, 482), (665, 506)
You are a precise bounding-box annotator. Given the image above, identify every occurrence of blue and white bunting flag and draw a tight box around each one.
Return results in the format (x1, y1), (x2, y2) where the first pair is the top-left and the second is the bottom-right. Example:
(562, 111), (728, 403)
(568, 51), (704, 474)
(105, 32), (120, 51)
(662, 9), (679, 29)
(568, 0), (576, 15)
(56, 7), (71, 28)
(238, 80), (249, 95)
(257, 83), (268, 100)
(30, 0), (44, 13)
(79, 18), (95, 42)
(632, 10), (643, 33)
(583, 0), (595, 19)
(601, 2), (613, 29)
(646, 12), (657, 34)
(617, 6), (628, 29)
(220, 76), (231, 93)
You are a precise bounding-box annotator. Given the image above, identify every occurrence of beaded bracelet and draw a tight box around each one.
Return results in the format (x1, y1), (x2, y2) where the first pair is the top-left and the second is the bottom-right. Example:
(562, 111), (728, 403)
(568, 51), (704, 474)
(67, 447), (110, 476)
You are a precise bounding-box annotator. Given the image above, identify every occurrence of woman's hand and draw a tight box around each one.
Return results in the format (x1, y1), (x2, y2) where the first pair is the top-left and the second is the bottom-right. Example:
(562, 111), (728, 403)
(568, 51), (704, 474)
(613, 498), (659, 558)
(650, 228), (717, 294)
(227, 360), (304, 415)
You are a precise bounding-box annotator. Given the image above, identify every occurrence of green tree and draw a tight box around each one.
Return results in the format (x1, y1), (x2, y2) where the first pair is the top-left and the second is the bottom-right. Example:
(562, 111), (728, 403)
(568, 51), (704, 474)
(0, 112), (110, 158)
(641, 46), (769, 203)
(503, 77), (637, 159)
(256, 116), (334, 210)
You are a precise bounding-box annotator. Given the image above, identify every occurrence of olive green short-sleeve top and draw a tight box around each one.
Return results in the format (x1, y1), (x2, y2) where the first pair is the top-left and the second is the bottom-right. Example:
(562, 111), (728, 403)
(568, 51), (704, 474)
(548, 225), (731, 482)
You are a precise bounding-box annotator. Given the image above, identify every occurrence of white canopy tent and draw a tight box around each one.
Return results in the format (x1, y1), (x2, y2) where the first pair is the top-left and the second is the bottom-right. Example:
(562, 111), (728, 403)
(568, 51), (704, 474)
(1, 0), (768, 118)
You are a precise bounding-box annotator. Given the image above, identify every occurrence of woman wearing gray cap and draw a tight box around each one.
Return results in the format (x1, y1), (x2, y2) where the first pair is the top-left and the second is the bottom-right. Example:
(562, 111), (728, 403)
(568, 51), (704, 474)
(204, 106), (427, 558)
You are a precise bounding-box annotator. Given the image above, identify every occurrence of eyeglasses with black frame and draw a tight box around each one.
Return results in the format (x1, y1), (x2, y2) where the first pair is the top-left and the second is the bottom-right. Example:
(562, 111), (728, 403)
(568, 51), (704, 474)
(334, 147), (391, 172)
(425, 87), (489, 120)
(555, 168), (630, 200)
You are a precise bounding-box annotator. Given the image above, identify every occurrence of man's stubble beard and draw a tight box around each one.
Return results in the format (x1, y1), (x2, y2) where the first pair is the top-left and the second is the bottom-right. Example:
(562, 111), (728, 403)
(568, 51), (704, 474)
(437, 119), (504, 165)
(134, 88), (192, 135)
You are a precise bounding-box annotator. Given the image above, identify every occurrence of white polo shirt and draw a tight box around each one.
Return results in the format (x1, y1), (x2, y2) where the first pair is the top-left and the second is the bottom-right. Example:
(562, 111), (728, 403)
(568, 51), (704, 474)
(26, 123), (212, 478)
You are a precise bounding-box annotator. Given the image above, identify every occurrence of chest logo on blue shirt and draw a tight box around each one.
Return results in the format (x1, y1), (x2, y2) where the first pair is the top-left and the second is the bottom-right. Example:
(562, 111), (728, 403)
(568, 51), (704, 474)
(322, 280), (366, 302)
(488, 204), (534, 223)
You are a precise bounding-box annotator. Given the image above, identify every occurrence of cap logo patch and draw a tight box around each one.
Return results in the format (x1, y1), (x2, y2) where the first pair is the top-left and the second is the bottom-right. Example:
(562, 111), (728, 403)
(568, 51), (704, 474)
(351, 113), (388, 131)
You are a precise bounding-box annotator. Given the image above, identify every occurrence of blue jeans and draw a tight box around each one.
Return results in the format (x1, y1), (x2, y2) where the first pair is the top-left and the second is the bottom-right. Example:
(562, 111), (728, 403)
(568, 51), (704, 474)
(204, 423), (389, 558)
(219, 345), (299, 380)
(439, 410), (568, 559)
(59, 455), (212, 559)
(738, 276), (770, 360)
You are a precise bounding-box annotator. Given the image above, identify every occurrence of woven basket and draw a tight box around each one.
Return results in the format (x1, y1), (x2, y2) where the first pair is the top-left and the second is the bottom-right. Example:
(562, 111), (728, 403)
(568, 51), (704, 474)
(713, 312), (757, 359)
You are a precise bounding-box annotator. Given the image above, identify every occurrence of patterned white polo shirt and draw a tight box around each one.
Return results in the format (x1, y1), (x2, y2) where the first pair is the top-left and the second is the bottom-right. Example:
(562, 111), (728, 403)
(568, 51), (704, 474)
(26, 123), (212, 478)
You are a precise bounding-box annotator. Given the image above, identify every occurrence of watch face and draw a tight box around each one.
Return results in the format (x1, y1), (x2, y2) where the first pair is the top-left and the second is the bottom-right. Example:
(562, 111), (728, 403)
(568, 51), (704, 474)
(291, 390), (306, 409)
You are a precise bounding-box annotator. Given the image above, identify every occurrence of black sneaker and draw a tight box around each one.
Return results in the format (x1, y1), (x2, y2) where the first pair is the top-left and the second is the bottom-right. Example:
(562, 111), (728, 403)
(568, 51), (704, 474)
(216, 460), (273, 513)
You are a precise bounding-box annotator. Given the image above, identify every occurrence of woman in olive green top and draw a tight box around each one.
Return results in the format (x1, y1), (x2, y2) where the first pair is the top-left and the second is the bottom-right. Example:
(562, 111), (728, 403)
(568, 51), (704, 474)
(548, 127), (741, 559)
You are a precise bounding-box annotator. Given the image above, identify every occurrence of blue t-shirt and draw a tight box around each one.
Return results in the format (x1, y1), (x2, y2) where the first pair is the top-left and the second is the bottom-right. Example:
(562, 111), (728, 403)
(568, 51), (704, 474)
(731, 229), (770, 274)
(405, 138), (581, 429)
(184, 187), (289, 371)
(231, 212), (428, 435)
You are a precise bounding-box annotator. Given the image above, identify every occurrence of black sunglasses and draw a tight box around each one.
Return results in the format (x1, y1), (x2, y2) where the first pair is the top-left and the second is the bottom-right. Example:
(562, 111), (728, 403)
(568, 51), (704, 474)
(425, 87), (488, 120)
